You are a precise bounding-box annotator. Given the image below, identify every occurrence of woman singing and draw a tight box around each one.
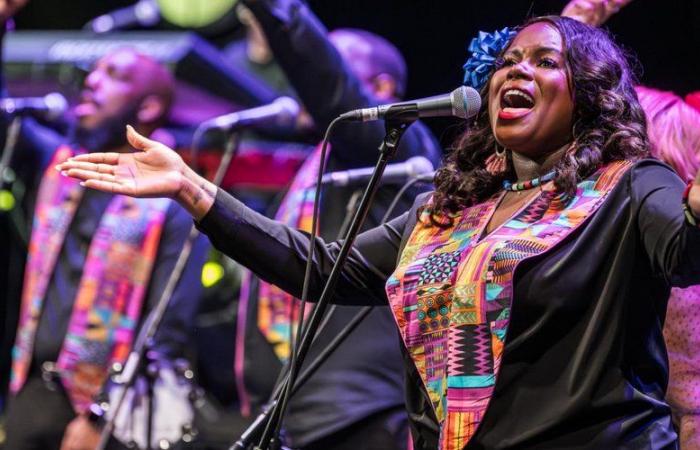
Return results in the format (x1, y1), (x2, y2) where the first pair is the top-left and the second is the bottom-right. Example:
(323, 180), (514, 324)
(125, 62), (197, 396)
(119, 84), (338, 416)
(58, 16), (698, 449)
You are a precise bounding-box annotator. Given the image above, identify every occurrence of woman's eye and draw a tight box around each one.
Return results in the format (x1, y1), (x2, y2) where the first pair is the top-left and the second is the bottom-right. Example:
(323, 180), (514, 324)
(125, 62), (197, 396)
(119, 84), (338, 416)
(538, 58), (558, 68)
(499, 57), (517, 68)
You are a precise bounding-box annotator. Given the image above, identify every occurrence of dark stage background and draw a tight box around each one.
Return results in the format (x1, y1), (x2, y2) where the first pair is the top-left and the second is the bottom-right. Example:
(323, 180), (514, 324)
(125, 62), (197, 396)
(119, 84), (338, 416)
(12, 0), (700, 105)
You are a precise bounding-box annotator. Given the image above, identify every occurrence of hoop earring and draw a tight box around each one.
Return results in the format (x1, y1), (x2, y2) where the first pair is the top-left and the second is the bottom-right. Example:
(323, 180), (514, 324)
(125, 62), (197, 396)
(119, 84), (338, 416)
(486, 146), (507, 174)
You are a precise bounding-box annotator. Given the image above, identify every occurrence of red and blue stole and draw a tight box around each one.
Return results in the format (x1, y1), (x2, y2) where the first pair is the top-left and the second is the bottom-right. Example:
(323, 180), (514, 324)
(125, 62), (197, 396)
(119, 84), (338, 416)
(10, 145), (170, 413)
(386, 161), (631, 449)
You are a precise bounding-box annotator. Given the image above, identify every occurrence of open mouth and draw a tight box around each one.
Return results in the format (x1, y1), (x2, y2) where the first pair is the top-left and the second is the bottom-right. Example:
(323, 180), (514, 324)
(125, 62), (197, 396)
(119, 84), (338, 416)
(74, 92), (100, 117)
(499, 88), (535, 119)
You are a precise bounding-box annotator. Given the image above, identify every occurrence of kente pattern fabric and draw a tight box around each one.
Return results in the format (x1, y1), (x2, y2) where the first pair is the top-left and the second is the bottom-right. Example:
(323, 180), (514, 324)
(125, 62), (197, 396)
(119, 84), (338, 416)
(254, 143), (325, 362)
(385, 161), (631, 450)
(10, 145), (170, 413)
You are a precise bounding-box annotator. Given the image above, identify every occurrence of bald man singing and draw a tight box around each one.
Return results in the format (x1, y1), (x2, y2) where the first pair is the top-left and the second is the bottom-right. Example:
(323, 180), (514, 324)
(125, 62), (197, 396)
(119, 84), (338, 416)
(2, 46), (208, 450)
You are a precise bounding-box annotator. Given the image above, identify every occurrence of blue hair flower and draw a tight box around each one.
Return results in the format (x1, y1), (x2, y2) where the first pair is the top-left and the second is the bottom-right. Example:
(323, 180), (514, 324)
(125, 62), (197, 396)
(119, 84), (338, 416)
(462, 27), (517, 91)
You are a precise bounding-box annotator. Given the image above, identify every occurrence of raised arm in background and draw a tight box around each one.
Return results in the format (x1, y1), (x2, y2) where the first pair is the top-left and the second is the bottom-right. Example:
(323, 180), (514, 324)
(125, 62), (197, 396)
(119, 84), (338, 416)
(241, 0), (441, 169)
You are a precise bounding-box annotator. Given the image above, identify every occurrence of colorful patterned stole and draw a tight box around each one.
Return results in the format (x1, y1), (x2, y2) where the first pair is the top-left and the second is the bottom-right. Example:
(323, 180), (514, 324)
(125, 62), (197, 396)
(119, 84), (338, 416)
(253, 143), (325, 362)
(10, 145), (171, 413)
(385, 161), (631, 450)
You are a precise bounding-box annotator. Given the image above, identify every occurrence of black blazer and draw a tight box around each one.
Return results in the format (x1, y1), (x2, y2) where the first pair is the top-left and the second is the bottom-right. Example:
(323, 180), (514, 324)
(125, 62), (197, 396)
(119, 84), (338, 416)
(199, 159), (697, 449)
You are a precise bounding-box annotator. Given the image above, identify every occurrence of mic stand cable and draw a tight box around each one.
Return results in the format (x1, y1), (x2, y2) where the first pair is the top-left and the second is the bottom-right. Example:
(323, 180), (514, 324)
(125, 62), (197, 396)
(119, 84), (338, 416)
(256, 118), (413, 450)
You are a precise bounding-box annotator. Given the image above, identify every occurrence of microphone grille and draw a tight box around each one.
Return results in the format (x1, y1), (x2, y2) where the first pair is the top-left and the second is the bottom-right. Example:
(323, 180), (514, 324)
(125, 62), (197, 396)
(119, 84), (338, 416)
(407, 156), (435, 177)
(135, 0), (160, 26)
(451, 86), (482, 119)
(273, 96), (301, 127)
(44, 92), (68, 121)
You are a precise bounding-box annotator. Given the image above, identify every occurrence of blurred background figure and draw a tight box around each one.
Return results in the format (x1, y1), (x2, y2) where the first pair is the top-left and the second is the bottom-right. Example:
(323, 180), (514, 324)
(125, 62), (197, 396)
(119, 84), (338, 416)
(220, 0), (441, 448)
(636, 86), (700, 182)
(636, 86), (700, 450)
(562, 1), (700, 448)
(0, 4), (209, 448)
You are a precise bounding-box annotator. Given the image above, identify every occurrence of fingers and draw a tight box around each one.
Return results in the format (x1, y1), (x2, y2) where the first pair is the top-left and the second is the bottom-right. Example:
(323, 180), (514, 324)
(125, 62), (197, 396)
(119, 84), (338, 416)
(82, 178), (133, 196)
(56, 160), (116, 175)
(60, 152), (121, 164)
(63, 168), (118, 184)
(126, 124), (157, 151)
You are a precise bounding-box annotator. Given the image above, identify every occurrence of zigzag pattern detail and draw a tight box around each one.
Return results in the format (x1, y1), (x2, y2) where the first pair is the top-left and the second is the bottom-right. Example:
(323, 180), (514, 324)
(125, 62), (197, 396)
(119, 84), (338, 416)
(471, 325), (492, 375)
(448, 327), (465, 376)
(513, 192), (554, 223)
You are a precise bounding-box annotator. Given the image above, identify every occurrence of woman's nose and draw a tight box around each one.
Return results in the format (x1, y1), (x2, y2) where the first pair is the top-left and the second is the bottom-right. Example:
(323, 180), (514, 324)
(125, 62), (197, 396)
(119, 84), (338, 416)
(506, 62), (534, 81)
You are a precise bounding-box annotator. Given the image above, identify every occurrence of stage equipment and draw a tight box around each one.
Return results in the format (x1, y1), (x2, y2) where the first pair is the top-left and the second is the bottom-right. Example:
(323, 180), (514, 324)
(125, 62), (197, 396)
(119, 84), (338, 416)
(3, 30), (277, 116)
(320, 155), (434, 187)
(86, 0), (161, 34)
(199, 97), (299, 132)
(158, 0), (238, 29)
(102, 357), (200, 449)
(249, 90), (482, 449)
(339, 86), (481, 122)
(85, 0), (239, 33)
(0, 93), (67, 121)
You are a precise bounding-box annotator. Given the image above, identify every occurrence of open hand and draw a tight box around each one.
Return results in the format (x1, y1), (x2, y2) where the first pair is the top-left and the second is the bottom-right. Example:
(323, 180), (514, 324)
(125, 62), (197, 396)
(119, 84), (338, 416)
(57, 125), (186, 199)
(58, 125), (217, 220)
(561, 0), (633, 27)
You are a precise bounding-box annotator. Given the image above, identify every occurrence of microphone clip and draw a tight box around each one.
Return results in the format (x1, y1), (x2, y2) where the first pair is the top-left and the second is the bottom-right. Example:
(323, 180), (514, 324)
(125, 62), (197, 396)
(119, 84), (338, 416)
(339, 103), (419, 124)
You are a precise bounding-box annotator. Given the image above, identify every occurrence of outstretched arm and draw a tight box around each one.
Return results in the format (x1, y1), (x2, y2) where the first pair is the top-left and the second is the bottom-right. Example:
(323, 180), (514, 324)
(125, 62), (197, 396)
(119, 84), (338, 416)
(57, 126), (411, 306)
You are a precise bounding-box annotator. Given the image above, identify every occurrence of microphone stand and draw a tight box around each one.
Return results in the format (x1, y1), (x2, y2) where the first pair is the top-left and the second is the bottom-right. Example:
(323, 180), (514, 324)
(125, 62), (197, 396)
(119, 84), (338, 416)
(230, 185), (370, 450)
(96, 131), (241, 450)
(0, 116), (22, 189)
(229, 305), (372, 450)
(254, 118), (413, 450)
(0, 116), (28, 246)
(337, 189), (363, 241)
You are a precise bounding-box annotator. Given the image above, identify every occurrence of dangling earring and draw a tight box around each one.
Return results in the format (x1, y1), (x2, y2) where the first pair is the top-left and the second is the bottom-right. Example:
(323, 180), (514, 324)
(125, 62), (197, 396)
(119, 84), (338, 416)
(485, 146), (507, 174)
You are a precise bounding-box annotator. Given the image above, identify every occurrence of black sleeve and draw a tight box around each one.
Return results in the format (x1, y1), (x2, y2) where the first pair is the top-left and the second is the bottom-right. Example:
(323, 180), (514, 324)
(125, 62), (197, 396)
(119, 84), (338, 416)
(633, 161), (700, 287)
(196, 188), (409, 306)
(144, 201), (209, 358)
(241, 0), (442, 170)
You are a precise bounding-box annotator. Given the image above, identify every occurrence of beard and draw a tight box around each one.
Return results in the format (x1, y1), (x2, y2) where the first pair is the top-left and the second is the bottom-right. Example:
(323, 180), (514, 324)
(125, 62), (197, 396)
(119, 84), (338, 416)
(72, 103), (141, 152)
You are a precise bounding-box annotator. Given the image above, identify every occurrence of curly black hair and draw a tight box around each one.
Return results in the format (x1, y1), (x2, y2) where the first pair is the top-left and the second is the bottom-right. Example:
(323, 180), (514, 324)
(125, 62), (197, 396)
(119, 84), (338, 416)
(429, 16), (649, 219)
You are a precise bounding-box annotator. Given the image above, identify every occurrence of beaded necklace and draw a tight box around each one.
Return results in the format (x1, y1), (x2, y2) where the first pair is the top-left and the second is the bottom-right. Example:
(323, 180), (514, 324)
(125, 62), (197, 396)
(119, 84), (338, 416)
(502, 170), (556, 192)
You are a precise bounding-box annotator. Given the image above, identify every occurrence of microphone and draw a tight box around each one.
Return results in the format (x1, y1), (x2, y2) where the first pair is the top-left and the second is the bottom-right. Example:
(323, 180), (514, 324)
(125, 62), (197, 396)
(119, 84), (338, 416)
(200, 97), (300, 131)
(414, 171), (436, 183)
(339, 86), (481, 122)
(0, 93), (68, 121)
(321, 156), (434, 187)
(86, 0), (160, 33)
